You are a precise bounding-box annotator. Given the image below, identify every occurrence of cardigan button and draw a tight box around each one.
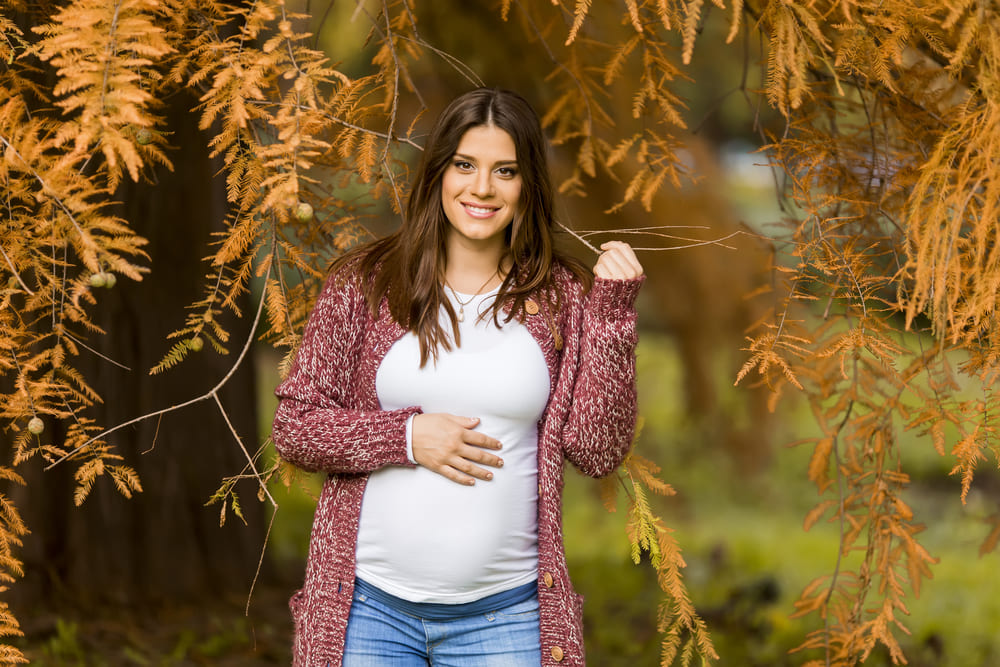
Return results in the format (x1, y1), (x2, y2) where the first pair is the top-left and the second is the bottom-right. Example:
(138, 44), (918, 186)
(550, 645), (564, 662)
(543, 571), (554, 588)
(525, 299), (539, 315)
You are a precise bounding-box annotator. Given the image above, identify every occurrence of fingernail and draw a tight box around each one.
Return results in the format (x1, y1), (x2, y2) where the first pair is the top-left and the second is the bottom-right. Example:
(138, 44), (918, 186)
(497, 459), (504, 467)
(486, 472), (493, 480)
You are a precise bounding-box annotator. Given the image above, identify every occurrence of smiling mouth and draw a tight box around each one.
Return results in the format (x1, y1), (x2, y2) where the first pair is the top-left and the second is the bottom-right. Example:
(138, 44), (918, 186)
(462, 203), (500, 217)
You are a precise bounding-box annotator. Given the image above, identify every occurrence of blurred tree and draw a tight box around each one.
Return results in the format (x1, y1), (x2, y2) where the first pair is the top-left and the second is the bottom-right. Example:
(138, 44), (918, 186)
(1, 0), (267, 656)
(8, 87), (265, 608)
(1, 1), (999, 666)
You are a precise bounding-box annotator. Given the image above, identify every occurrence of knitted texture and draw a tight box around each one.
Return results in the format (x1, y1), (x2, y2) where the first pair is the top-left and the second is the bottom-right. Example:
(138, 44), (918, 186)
(272, 262), (642, 666)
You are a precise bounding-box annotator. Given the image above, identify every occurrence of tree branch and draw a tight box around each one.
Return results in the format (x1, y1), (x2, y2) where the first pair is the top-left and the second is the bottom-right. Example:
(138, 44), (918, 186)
(44, 261), (273, 471)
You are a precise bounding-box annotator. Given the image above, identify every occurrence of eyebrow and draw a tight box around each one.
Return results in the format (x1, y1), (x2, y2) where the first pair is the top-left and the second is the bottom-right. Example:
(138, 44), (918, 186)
(453, 152), (518, 166)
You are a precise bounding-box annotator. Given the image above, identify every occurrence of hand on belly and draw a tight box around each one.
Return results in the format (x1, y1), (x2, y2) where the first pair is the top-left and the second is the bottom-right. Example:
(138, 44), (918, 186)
(411, 413), (505, 486)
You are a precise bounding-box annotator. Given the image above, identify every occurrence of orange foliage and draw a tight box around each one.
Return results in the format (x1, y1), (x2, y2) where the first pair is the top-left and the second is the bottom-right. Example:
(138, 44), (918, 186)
(2, 0), (1000, 664)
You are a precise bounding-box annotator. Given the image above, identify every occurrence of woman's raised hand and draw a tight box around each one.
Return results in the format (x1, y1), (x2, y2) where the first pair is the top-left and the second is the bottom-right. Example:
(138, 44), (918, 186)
(411, 413), (504, 486)
(593, 241), (644, 280)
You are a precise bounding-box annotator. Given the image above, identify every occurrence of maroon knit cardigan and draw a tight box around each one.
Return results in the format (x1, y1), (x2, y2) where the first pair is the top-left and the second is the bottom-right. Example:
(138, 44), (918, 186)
(272, 261), (642, 666)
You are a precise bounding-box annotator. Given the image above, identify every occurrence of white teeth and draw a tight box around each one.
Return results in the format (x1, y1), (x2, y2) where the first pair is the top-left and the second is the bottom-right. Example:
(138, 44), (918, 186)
(464, 204), (496, 215)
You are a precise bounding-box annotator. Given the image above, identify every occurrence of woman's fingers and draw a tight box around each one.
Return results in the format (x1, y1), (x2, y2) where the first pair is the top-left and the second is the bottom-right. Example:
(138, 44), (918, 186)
(441, 445), (504, 485)
(411, 413), (504, 485)
(596, 241), (643, 278)
(460, 442), (505, 470)
(594, 251), (629, 279)
(463, 426), (502, 450)
(594, 241), (644, 280)
(443, 445), (504, 485)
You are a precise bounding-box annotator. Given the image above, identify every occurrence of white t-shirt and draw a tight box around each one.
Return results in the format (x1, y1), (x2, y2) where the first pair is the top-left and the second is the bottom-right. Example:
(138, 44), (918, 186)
(356, 288), (550, 603)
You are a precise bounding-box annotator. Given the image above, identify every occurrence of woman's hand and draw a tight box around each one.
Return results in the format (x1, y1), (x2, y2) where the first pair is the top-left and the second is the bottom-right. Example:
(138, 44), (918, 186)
(593, 241), (644, 280)
(411, 413), (504, 486)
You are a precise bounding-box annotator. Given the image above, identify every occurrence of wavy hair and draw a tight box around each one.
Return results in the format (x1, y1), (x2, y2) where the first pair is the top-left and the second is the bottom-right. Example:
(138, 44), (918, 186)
(335, 87), (591, 365)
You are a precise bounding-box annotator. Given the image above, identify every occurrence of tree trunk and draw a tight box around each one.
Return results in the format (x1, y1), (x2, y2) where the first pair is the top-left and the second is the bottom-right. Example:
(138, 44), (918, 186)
(11, 90), (267, 611)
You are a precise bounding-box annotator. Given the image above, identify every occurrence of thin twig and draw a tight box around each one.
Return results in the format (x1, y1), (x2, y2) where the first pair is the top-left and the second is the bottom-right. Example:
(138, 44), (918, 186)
(45, 262), (273, 470)
(395, 33), (483, 88)
(212, 391), (275, 507)
(0, 135), (99, 253)
(395, 3), (430, 110)
(9, 350), (38, 416)
(824, 397), (854, 667)
(592, 224), (711, 232)
(378, 0), (401, 166)
(60, 330), (132, 371)
(142, 413), (163, 455)
(0, 244), (33, 294)
(512, 0), (594, 136)
(311, 0), (336, 51)
(249, 101), (425, 151)
(579, 228), (743, 251)
(382, 157), (406, 217)
(245, 506), (279, 615)
(556, 221), (600, 254)
(350, 0), (367, 23)
(353, 0), (427, 122)
(211, 386), (281, 613)
(624, 235), (742, 251)
(271, 226), (297, 341)
(99, 2), (125, 131)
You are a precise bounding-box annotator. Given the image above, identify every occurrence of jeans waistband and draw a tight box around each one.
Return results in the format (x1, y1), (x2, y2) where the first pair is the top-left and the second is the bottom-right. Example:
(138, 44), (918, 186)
(354, 578), (537, 621)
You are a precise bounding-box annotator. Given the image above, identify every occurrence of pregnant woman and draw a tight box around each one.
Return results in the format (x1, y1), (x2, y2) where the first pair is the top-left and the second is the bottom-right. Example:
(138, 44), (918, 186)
(272, 87), (644, 666)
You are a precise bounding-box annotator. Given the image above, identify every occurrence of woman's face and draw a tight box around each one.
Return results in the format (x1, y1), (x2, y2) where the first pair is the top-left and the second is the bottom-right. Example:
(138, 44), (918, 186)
(440, 124), (522, 254)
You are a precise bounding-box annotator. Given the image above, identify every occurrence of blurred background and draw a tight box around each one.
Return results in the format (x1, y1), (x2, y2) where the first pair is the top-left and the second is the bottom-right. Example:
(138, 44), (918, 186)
(10, 2), (999, 665)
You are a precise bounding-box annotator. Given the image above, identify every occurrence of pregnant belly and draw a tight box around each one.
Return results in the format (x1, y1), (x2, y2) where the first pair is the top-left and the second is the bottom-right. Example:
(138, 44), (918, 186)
(355, 456), (539, 602)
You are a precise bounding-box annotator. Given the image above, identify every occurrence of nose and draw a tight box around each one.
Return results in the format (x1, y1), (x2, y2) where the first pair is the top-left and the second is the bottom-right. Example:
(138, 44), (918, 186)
(471, 169), (494, 198)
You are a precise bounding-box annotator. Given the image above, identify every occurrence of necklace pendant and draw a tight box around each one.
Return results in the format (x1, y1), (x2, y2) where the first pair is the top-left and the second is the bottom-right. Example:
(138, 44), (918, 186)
(446, 266), (499, 325)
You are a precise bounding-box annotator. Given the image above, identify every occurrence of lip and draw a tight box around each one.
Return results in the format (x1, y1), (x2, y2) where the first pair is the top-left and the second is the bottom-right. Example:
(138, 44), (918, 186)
(461, 202), (501, 219)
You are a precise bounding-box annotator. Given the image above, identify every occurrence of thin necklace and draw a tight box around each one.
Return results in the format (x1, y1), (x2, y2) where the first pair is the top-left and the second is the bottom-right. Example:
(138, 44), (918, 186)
(445, 268), (499, 322)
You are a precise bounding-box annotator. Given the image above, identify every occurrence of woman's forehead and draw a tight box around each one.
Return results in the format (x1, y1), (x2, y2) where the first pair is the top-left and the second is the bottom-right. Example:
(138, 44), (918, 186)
(454, 125), (517, 160)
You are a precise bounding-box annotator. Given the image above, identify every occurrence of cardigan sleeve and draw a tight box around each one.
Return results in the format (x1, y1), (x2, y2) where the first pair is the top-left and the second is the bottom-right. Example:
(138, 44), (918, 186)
(271, 270), (420, 474)
(561, 276), (643, 477)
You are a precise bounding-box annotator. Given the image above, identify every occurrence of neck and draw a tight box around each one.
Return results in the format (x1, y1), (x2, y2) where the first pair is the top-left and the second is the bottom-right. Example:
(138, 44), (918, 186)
(444, 239), (508, 294)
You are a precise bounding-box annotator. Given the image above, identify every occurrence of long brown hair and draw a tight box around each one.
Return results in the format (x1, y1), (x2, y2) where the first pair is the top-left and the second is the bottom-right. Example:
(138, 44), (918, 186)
(334, 87), (591, 365)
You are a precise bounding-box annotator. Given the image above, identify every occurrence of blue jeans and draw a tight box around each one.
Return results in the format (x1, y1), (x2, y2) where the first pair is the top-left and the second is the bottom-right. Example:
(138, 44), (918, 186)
(342, 584), (542, 666)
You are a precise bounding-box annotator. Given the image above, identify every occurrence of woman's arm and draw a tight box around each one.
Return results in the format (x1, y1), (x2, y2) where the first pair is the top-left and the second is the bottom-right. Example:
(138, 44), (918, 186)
(561, 276), (643, 477)
(562, 241), (644, 477)
(271, 271), (419, 474)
